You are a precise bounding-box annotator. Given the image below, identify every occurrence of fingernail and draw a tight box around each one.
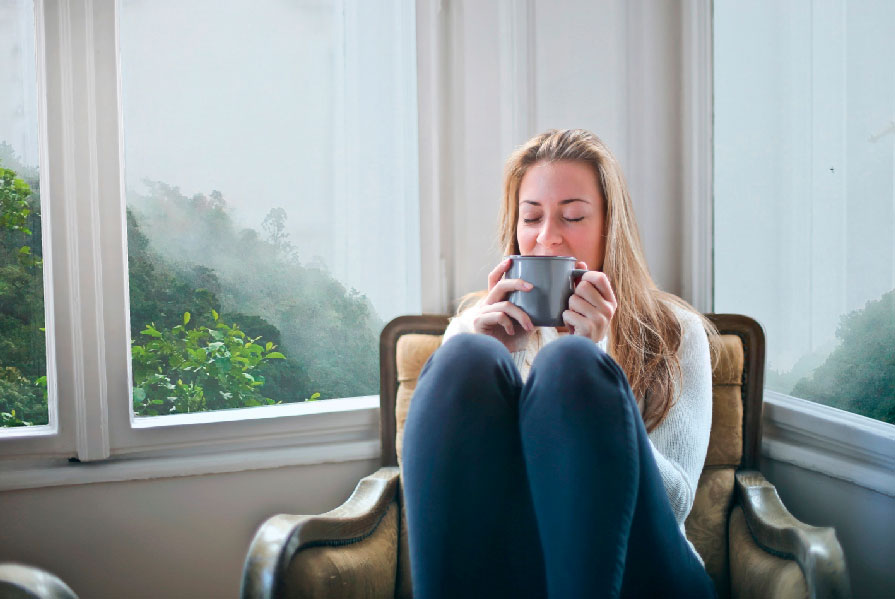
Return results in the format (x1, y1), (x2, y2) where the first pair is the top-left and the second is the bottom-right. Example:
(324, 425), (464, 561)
(523, 282), (533, 289)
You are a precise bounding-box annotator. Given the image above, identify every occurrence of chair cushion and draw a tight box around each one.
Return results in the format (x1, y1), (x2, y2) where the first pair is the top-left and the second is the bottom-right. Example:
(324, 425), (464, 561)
(686, 468), (736, 598)
(706, 335), (744, 468)
(395, 333), (444, 467)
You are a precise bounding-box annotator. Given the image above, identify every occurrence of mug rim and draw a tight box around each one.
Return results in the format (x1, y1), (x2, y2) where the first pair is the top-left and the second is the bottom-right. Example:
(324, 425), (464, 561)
(506, 254), (575, 261)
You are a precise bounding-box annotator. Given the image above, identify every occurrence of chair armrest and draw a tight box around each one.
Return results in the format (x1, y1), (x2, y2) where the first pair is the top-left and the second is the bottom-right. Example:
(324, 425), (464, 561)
(735, 470), (851, 599)
(0, 563), (78, 599)
(241, 466), (401, 599)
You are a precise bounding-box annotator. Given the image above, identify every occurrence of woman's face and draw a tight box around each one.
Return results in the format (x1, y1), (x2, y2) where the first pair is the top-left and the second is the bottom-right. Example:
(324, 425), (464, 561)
(516, 160), (605, 270)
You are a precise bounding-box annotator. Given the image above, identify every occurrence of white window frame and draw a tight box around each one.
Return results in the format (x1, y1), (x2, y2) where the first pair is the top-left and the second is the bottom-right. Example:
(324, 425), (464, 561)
(696, 0), (895, 498)
(1, 0), (430, 489)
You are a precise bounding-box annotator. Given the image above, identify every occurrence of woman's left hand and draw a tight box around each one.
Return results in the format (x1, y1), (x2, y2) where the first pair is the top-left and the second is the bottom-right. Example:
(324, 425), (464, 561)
(561, 261), (617, 343)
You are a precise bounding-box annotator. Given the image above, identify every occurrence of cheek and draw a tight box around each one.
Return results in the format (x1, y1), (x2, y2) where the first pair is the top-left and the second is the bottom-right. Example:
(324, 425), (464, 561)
(569, 228), (602, 263)
(516, 226), (537, 252)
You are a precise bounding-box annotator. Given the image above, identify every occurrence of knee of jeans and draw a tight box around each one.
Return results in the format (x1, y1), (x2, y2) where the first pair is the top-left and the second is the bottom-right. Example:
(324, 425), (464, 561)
(532, 335), (616, 377)
(529, 336), (631, 412)
(426, 333), (515, 381)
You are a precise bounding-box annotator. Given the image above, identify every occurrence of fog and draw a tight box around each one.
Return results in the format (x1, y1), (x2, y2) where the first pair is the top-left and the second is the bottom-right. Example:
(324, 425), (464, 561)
(119, 0), (420, 323)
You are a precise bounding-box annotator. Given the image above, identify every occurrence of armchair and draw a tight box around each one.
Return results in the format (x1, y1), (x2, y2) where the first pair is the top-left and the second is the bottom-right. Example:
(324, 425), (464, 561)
(241, 314), (850, 598)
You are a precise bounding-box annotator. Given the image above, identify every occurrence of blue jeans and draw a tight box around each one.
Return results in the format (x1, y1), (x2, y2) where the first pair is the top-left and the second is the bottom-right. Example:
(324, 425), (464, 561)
(402, 333), (715, 598)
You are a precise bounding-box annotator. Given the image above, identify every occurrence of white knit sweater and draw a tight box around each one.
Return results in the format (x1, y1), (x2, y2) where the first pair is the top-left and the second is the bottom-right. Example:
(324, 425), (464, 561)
(442, 303), (713, 562)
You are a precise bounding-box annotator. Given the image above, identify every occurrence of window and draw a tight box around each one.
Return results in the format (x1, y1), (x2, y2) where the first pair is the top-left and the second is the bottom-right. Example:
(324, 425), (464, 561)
(1, 0), (419, 461)
(714, 0), (894, 425)
(118, 0), (419, 419)
(0, 0), (50, 430)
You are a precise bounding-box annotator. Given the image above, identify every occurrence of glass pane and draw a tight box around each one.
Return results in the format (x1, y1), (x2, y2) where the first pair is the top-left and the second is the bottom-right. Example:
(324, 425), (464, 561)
(714, 0), (895, 424)
(0, 0), (48, 428)
(119, 0), (419, 417)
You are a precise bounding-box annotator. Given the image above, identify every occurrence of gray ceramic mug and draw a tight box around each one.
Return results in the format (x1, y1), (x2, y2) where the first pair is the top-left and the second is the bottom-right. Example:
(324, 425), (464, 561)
(506, 255), (587, 327)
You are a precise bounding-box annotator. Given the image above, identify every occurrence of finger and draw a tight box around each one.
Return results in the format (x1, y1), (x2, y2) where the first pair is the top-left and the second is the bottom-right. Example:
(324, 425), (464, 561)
(569, 295), (609, 333)
(484, 278), (533, 305)
(487, 258), (513, 291)
(479, 301), (534, 332)
(578, 271), (617, 310)
(562, 309), (592, 338)
(568, 293), (599, 320)
(476, 311), (516, 336)
(570, 283), (614, 321)
(495, 312), (515, 336)
(489, 301), (535, 331)
(575, 260), (588, 270)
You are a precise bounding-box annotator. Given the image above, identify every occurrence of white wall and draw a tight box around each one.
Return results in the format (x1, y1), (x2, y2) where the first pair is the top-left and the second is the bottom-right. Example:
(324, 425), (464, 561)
(432, 0), (687, 309)
(0, 458), (379, 599)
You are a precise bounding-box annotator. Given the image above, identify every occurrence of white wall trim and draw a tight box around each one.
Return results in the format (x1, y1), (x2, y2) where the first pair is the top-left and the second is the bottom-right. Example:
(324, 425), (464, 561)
(0, 440), (380, 493)
(416, 0), (450, 313)
(0, 400), (381, 492)
(762, 390), (895, 497)
(681, 0), (713, 312)
(498, 0), (535, 156)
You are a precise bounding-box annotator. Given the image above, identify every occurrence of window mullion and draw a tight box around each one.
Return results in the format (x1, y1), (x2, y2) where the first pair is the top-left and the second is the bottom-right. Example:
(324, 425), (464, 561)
(43, 0), (125, 462)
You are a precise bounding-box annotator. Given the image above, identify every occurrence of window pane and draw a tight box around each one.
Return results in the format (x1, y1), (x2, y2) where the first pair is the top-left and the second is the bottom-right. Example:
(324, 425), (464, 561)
(119, 0), (419, 417)
(0, 0), (48, 429)
(714, 0), (895, 424)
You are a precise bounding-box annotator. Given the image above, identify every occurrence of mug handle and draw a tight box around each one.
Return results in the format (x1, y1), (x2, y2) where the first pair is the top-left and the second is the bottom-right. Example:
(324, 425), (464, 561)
(569, 268), (588, 290)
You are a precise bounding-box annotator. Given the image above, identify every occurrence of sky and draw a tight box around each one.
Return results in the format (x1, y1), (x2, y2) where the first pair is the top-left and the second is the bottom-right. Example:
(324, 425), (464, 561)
(118, 0), (420, 321)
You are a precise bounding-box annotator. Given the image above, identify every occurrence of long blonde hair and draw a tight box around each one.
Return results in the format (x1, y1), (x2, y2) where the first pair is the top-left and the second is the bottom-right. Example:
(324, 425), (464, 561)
(490, 129), (715, 432)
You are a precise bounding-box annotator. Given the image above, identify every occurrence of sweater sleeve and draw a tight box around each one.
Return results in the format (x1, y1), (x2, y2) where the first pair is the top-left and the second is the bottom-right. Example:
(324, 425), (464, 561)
(441, 308), (476, 344)
(442, 305), (529, 373)
(645, 308), (713, 525)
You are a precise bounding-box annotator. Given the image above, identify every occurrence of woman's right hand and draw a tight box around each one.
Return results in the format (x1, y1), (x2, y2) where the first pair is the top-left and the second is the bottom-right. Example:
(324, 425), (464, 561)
(472, 258), (535, 352)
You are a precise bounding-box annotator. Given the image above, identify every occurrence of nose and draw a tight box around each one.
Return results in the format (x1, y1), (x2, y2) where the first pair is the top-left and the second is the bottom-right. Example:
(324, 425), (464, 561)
(536, 218), (562, 248)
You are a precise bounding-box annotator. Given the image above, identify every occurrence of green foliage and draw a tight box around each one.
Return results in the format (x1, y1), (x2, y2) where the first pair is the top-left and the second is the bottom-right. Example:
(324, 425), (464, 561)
(129, 182), (382, 401)
(792, 289), (895, 424)
(126, 207), (221, 339)
(2, 155), (383, 426)
(0, 164), (32, 234)
(0, 152), (47, 428)
(0, 368), (47, 427)
(131, 310), (286, 416)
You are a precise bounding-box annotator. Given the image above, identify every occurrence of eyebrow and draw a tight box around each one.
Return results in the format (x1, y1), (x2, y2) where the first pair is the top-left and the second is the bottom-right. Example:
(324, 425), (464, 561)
(520, 198), (589, 206)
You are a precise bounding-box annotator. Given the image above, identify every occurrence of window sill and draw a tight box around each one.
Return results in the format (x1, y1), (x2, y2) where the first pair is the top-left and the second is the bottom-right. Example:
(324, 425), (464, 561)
(762, 390), (895, 497)
(0, 397), (381, 492)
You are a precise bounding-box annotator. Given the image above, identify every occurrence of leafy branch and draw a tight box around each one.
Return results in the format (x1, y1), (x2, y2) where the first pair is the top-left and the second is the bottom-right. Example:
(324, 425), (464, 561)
(131, 310), (288, 416)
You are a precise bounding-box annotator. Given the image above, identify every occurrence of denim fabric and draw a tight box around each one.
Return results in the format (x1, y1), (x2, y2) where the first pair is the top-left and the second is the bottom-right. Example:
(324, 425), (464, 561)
(402, 333), (715, 599)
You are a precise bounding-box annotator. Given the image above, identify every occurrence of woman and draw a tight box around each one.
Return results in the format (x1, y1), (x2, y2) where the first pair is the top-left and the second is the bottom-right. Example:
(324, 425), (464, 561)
(402, 129), (717, 598)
